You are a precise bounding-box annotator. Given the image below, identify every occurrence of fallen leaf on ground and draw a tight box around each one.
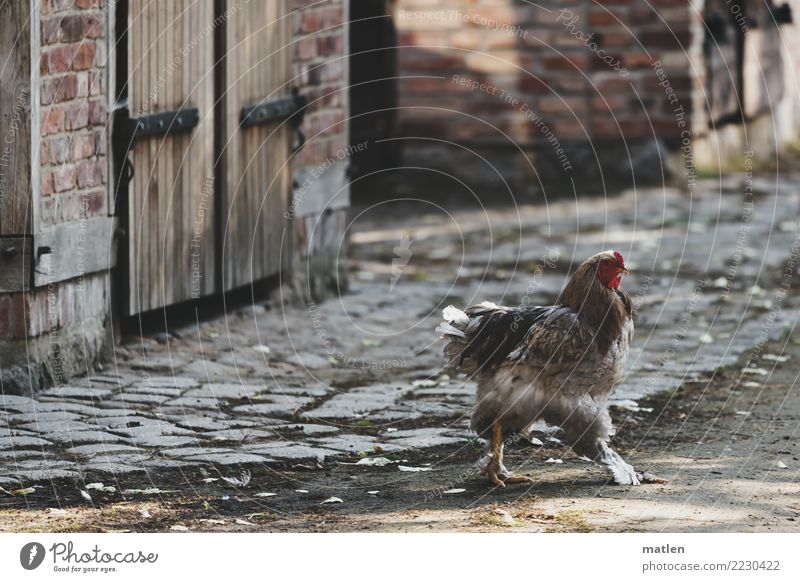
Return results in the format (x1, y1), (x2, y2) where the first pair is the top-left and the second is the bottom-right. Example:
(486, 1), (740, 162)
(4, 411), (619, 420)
(398, 465), (432, 472)
(85, 482), (115, 493)
(234, 519), (255, 526)
(256, 492), (277, 497)
(80, 490), (93, 503)
(221, 470), (251, 487)
(123, 488), (179, 495)
(321, 497), (343, 504)
(355, 457), (395, 467)
(367, 491), (379, 495)
(170, 525), (190, 531)
(199, 519), (225, 525)
(412, 379), (437, 387)
(138, 508), (152, 519)
(545, 458), (564, 464)
(47, 508), (68, 516)
(443, 488), (466, 494)
(776, 461), (788, 469)
(494, 509), (515, 525)
(13, 487), (36, 496)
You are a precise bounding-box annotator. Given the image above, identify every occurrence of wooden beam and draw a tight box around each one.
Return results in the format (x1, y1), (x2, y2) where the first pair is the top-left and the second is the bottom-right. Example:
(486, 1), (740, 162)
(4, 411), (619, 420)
(0, 0), (33, 236)
(32, 217), (118, 288)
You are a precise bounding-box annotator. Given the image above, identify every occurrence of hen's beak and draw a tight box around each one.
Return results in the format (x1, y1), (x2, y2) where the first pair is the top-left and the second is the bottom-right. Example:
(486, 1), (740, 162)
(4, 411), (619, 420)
(618, 266), (630, 275)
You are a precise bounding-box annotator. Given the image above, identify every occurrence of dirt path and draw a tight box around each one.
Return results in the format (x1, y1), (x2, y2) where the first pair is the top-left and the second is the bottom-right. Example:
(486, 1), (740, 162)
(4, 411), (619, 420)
(2, 333), (798, 533)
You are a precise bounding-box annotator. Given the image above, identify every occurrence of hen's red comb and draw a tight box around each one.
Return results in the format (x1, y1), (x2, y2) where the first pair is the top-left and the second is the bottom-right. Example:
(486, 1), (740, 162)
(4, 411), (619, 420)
(613, 251), (625, 266)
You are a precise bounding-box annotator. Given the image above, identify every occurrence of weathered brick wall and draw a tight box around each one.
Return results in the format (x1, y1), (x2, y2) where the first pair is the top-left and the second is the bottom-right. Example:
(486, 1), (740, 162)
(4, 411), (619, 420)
(0, 0), (111, 392)
(40, 0), (108, 225)
(394, 0), (698, 196)
(290, 0), (349, 300)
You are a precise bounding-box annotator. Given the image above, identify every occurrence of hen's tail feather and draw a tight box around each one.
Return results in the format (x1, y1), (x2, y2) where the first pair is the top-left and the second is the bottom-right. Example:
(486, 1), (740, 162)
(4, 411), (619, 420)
(442, 305), (470, 327)
(437, 302), (551, 376)
(435, 321), (466, 338)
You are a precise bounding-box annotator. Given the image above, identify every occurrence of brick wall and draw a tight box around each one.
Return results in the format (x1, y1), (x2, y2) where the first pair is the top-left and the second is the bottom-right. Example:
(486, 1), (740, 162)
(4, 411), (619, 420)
(292, 0), (348, 172)
(290, 0), (349, 300)
(0, 0), (111, 392)
(40, 0), (108, 226)
(393, 0), (698, 196)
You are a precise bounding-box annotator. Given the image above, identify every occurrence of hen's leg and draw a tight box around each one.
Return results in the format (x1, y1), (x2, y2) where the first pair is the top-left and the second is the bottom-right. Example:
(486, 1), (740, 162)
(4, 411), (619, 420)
(561, 404), (642, 486)
(482, 421), (534, 487)
(482, 421), (506, 487)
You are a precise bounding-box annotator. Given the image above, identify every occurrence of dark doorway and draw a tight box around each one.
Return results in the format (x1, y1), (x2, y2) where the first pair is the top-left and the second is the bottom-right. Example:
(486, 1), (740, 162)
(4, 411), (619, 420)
(349, 0), (398, 202)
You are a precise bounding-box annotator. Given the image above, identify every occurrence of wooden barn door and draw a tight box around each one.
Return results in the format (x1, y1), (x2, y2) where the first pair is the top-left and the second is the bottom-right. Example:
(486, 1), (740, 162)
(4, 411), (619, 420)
(118, 1), (295, 314)
(122, 1), (216, 315)
(220, 0), (294, 291)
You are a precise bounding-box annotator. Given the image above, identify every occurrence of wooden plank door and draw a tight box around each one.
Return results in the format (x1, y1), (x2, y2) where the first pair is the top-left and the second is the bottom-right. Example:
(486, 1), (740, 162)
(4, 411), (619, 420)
(221, 0), (293, 291)
(124, 0), (215, 314)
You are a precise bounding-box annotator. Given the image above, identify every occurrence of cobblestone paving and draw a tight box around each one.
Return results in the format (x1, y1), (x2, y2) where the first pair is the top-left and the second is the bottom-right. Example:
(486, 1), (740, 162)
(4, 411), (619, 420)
(3, 178), (800, 489)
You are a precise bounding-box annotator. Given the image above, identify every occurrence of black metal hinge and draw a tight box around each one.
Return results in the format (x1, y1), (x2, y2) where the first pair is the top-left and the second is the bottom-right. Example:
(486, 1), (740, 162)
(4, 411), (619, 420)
(240, 88), (309, 153)
(115, 107), (200, 145)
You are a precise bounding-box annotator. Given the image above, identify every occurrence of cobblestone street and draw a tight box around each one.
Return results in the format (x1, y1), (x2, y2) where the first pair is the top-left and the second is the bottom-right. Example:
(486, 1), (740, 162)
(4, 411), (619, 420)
(3, 178), (800, 531)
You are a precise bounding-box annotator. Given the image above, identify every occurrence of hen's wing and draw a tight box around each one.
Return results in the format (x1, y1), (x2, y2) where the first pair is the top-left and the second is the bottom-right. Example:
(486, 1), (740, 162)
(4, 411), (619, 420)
(438, 302), (595, 376)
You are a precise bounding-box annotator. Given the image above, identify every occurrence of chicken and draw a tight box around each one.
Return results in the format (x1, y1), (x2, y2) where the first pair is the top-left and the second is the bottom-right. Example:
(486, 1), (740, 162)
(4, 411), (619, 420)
(437, 250), (651, 487)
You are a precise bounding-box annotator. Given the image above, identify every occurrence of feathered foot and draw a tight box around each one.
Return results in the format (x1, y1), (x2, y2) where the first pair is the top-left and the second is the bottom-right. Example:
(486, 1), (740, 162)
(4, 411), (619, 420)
(481, 422), (535, 488)
(597, 442), (640, 485)
(597, 444), (667, 485)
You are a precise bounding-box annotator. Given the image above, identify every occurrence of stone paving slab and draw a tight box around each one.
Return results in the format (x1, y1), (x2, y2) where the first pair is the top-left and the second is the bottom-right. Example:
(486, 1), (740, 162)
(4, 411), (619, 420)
(2, 180), (800, 485)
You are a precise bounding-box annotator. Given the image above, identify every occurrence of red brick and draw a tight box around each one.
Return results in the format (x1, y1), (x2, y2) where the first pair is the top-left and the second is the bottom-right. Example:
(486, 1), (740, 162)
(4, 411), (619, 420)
(76, 71), (89, 97)
(518, 75), (549, 94)
(297, 36), (317, 60)
(542, 53), (588, 71)
(41, 171), (55, 196)
(45, 46), (73, 73)
(40, 141), (50, 166)
(299, 9), (318, 34)
(624, 52), (655, 69)
(11, 294), (29, 339)
(89, 71), (104, 96)
(50, 0), (76, 12)
(319, 7), (343, 29)
(94, 129), (107, 155)
(66, 102), (89, 130)
(589, 10), (624, 27)
(42, 106), (66, 134)
(0, 295), (12, 338)
(60, 14), (104, 43)
(42, 75), (78, 105)
(88, 99), (106, 125)
(641, 30), (691, 50)
(42, 18), (62, 44)
(72, 43), (96, 70)
(48, 136), (70, 164)
(73, 133), (96, 159)
(76, 160), (103, 189)
(52, 164), (76, 193)
(81, 189), (106, 216)
(317, 34), (343, 57)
